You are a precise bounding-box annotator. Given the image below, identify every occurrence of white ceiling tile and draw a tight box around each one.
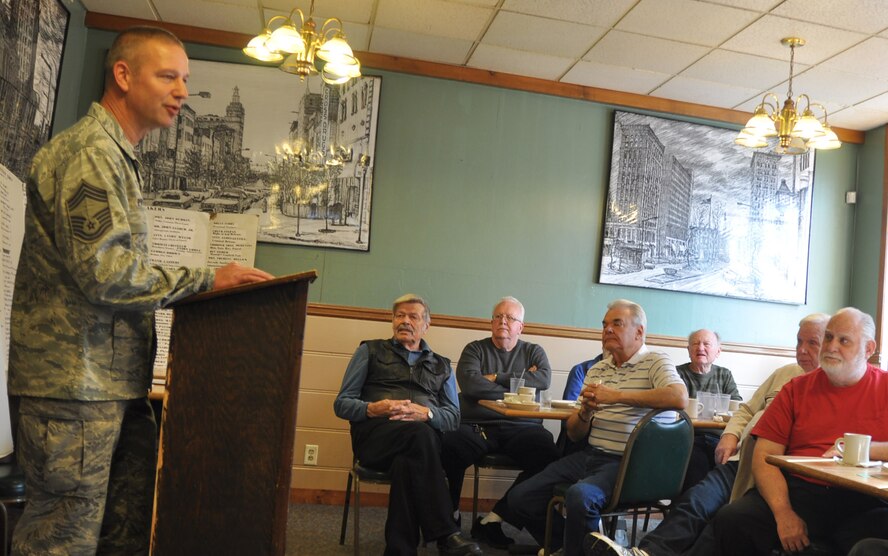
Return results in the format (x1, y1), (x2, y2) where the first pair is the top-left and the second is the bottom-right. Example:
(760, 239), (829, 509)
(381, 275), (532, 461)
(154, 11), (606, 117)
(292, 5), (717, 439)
(80, 0), (158, 20)
(820, 37), (888, 81)
(771, 0), (888, 34)
(262, 0), (374, 24)
(481, 11), (604, 58)
(375, 0), (493, 41)
(651, 76), (763, 109)
(561, 61), (671, 94)
(467, 44), (574, 81)
(828, 105), (888, 131)
(703, 0), (780, 10)
(792, 66), (888, 108)
(681, 50), (802, 90)
(721, 15), (866, 65)
(616, 0), (760, 46)
(154, 0), (260, 34)
(853, 91), (888, 114)
(501, 0), (636, 27)
(583, 31), (710, 75)
(368, 27), (473, 65)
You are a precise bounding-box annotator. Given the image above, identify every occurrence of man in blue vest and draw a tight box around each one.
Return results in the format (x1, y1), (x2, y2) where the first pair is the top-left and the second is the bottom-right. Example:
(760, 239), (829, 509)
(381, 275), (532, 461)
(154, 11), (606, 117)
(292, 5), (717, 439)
(334, 294), (482, 556)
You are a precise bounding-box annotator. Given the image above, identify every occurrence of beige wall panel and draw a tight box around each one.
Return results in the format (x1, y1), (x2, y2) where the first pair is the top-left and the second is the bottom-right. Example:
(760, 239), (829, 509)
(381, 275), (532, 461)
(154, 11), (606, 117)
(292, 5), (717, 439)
(305, 316), (392, 354)
(296, 391), (344, 430)
(293, 429), (353, 469)
(300, 352), (351, 391)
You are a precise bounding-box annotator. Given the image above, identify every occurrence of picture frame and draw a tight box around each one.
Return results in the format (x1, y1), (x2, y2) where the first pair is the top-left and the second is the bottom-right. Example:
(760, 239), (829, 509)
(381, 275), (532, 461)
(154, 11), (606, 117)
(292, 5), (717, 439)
(138, 59), (381, 251)
(0, 0), (70, 180)
(599, 111), (814, 304)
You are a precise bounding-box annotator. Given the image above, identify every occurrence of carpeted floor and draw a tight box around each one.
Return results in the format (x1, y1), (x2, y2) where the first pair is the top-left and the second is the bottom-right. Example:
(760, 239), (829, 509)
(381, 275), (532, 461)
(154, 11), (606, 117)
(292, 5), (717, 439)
(287, 504), (541, 555)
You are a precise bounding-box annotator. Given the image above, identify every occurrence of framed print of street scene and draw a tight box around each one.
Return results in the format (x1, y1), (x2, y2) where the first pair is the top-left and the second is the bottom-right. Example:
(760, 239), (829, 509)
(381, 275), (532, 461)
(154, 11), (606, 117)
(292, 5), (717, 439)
(599, 111), (814, 304)
(137, 59), (381, 251)
(0, 0), (69, 181)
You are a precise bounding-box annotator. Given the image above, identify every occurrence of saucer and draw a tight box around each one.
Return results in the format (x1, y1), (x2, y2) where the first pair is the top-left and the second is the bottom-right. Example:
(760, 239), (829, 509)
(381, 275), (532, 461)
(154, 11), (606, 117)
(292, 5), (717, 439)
(551, 400), (579, 409)
(504, 401), (540, 411)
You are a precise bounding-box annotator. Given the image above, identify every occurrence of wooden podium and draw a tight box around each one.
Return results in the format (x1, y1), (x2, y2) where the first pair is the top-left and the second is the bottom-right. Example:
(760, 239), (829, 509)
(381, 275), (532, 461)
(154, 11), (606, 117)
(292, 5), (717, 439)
(151, 271), (317, 555)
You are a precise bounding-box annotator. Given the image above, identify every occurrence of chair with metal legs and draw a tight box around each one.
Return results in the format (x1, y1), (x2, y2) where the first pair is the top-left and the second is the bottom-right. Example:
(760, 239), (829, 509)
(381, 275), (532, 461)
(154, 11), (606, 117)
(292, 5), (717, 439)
(0, 459), (26, 556)
(471, 452), (522, 522)
(339, 460), (392, 556)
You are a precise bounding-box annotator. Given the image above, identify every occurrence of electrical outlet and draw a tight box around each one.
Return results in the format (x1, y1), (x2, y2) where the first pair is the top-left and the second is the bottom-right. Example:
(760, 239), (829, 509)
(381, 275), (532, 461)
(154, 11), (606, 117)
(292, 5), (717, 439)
(304, 444), (318, 466)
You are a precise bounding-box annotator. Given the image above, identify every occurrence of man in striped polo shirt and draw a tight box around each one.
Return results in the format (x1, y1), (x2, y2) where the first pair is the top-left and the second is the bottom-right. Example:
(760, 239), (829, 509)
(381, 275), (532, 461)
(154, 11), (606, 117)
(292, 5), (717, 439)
(508, 299), (688, 556)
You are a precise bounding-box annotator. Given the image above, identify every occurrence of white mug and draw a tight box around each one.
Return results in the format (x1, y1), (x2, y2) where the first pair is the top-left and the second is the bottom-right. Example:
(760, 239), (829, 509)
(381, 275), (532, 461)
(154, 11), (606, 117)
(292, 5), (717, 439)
(834, 433), (872, 466)
(686, 398), (704, 419)
(729, 400), (741, 412)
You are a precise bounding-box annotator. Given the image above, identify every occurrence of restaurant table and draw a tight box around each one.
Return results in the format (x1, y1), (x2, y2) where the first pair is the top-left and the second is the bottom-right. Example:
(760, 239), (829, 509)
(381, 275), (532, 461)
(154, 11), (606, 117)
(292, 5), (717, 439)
(478, 399), (575, 420)
(692, 419), (727, 430)
(766, 455), (888, 501)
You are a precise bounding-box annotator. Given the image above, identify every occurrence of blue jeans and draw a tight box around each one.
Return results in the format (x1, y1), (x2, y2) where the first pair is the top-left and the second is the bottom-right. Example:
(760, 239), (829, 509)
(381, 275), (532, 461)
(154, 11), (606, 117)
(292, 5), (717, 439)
(508, 445), (621, 556)
(639, 460), (738, 556)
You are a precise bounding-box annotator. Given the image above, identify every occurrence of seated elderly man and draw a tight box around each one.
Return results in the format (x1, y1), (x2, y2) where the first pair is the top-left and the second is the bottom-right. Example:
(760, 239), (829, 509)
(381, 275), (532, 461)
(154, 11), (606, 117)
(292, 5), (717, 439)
(712, 308), (888, 555)
(585, 313), (828, 556)
(677, 329), (742, 489)
(441, 296), (560, 549)
(507, 299), (687, 556)
(333, 294), (481, 556)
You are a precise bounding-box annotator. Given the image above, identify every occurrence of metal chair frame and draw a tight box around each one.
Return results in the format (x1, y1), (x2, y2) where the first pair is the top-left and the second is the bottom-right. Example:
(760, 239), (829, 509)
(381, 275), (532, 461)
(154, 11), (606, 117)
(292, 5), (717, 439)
(339, 460), (392, 556)
(471, 452), (522, 522)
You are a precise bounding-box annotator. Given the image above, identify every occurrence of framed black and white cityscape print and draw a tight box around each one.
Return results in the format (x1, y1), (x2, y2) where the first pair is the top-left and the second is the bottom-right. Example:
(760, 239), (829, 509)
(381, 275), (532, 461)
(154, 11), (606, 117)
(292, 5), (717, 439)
(0, 0), (69, 180)
(599, 111), (815, 304)
(138, 59), (381, 251)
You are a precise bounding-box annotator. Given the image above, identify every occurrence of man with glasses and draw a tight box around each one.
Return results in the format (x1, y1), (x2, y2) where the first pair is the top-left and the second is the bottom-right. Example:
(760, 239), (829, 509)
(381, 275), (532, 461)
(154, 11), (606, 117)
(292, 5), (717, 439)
(334, 294), (481, 556)
(442, 296), (560, 549)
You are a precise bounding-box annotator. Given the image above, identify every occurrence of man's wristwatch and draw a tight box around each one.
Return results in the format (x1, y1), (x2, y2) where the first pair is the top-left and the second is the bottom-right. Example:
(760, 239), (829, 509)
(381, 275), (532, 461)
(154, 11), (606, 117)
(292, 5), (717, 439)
(427, 408), (434, 421)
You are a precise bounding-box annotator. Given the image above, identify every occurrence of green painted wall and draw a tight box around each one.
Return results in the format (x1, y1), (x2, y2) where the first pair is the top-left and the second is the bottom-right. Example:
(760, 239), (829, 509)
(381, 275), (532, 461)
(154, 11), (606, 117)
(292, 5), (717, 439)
(851, 127), (886, 313)
(61, 29), (866, 347)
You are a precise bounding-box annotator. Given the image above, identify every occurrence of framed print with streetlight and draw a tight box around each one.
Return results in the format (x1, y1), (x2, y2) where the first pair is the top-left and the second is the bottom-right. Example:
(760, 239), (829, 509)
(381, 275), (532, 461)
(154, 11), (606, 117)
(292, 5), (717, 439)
(0, 0), (69, 181)
(137, 58), (381, 251)
(599, 111), (815, 304)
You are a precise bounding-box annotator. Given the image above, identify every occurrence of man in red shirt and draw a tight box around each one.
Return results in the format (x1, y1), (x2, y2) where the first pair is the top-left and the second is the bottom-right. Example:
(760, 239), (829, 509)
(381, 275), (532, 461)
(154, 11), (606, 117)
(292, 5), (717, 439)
(712, 308), (888, 555)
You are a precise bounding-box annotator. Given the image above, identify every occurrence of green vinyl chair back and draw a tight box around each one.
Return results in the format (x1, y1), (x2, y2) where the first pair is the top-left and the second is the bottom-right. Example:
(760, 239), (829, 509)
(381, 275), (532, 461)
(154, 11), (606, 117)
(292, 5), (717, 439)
(602, 408), (694, 513)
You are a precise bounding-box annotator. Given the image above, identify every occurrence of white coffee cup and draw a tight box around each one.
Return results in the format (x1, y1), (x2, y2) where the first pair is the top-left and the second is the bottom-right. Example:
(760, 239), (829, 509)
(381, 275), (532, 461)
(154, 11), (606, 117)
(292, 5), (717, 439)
(834, 433), (872, 466)
(686, 398), (704, 419)
(518, 386), (536, 398)
(729, 400), (741, 412)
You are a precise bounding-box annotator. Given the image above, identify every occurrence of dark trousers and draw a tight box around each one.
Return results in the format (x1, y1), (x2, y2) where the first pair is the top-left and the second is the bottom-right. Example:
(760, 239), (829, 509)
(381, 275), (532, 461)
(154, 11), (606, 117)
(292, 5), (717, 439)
(351, 418), (457, 556)
(441, 422), (559, 523)
(712, 473), (888, 556)
(682, 432), (719, 492)
(508, 445), (622, 555)
(640, 460), (737, 556)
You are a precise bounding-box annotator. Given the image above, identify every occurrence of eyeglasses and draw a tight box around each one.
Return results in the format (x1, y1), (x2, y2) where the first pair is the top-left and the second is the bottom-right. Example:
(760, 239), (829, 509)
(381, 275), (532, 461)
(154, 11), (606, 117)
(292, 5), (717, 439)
(492, 313), (522, 324)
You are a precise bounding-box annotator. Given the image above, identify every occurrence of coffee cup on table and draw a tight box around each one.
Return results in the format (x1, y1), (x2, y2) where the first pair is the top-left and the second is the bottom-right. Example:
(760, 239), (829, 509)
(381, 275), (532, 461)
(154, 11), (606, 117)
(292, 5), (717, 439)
(834, 433), (872, 466)
(518, 386), (536, 398)
(686, 398), (704, 419)
(729, 400), (741, 412)
(510, 378), (525, 393)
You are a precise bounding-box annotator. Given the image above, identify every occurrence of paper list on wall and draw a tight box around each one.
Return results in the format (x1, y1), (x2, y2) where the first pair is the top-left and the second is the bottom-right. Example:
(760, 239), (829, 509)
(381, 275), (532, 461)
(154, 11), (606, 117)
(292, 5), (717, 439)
(0, 164), (26, 457)
(207, 213), (259, 269)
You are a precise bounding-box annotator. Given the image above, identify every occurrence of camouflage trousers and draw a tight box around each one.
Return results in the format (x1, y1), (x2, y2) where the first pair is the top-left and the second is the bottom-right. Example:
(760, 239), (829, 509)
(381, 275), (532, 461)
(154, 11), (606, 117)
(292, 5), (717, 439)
(12, 397), (157, 556)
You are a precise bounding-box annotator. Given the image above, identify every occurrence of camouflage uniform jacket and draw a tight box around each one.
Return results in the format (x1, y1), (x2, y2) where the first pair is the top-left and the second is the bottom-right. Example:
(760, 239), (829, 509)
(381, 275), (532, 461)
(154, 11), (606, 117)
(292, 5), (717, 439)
(9, 102), (215, 401)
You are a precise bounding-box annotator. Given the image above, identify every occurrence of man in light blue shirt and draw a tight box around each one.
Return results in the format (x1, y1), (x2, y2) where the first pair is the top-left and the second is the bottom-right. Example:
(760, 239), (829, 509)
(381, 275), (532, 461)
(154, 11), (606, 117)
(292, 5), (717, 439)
(334, 293), (480, 556)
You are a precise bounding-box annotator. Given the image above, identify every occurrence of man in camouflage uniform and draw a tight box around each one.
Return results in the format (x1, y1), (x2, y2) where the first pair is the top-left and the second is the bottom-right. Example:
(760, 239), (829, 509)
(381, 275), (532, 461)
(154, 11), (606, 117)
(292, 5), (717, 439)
(8, 27), (272, 555)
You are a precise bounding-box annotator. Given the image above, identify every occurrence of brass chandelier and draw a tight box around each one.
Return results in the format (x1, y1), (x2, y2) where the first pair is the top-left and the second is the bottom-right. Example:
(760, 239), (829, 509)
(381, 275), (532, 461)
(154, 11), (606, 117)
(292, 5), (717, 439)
(735, 37), (840, 155)
(243, 0), (361, 85)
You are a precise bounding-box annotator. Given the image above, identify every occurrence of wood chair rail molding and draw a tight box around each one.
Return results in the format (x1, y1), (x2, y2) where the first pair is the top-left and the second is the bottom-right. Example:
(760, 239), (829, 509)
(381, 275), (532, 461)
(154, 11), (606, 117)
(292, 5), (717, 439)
(84, 12), (865, 145)
(308, 303), (795, 359)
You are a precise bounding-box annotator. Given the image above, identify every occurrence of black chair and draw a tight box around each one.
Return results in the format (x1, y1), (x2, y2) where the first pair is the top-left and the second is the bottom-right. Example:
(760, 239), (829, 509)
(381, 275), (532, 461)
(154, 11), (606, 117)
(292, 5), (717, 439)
(339, 460), (392, 556)
(471, 452), (522, 522)
(542, 409), (694, 555)
(0, 460), (26, 556)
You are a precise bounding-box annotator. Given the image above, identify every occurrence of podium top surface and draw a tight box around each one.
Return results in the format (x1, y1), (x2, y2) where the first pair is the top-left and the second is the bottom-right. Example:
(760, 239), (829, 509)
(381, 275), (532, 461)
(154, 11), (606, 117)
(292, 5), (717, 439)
(170, 270), (318, 307)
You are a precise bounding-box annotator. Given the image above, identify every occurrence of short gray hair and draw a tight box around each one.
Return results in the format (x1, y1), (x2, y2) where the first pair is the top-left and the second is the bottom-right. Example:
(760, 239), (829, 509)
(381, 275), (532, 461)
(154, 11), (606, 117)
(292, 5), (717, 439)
(493, 296), (525, 321)
(688, 329), (720, 345)
(833, 307), (876, 342)
(392, 293), (431, 324)
(799, 313), (830, 328)
(607, 299), (647, 329)
(105, 26), (185, 88)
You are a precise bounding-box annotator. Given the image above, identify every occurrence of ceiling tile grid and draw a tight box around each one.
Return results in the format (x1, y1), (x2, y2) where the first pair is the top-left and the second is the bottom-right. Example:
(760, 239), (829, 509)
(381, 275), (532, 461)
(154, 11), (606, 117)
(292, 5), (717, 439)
(83, 0), (888, 130)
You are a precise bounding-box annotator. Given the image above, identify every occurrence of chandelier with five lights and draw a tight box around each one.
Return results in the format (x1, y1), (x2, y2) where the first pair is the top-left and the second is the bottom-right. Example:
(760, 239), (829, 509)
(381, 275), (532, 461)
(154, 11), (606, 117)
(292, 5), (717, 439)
(243, 0), (361, 85)
(735, 37), (841, 155)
